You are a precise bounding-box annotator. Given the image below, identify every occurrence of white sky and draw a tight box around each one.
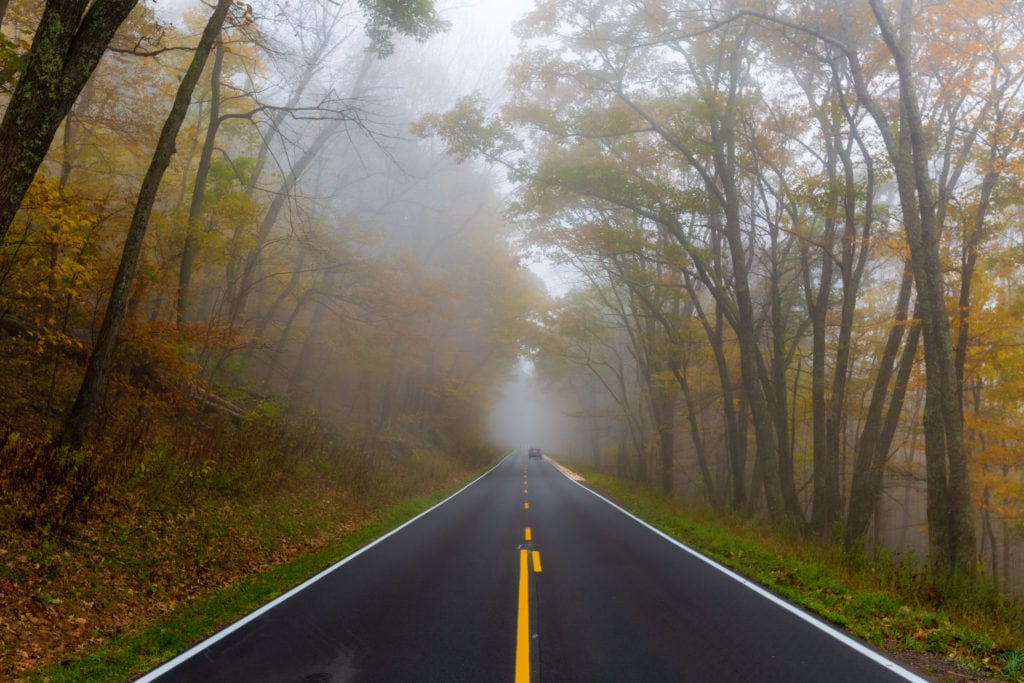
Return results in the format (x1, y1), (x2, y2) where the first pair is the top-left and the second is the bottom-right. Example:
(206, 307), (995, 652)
(152, 0), (534, 141)
(153, 0), (533, 45)
(151, 0), (570, 293)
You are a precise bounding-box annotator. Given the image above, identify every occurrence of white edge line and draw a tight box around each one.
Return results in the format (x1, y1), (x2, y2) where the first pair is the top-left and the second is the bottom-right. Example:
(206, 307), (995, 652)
(551, 464), (930, 683)
(134, 454), (512, 682)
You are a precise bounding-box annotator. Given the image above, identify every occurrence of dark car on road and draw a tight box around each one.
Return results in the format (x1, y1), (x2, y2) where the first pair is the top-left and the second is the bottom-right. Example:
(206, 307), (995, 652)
(528, 447), (543, 459)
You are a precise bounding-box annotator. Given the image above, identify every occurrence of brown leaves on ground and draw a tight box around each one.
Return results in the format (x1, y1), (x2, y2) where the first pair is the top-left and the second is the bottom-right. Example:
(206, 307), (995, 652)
(0, 490), (365, 678)
(891, 646), (999, 682)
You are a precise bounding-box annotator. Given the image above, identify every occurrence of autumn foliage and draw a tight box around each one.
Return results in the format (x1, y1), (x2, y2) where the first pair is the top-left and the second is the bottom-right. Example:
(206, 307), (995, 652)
(0, 0), (539, 676)
(0, 0), (534, 508)
(419, 0), (1024, 588)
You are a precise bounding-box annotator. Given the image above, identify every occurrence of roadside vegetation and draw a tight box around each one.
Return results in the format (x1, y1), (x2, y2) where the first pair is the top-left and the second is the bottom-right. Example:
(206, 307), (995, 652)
(11, 451), (1020, 682)
(574, 465), (1024, 683)
(0, 316), (499, 681)
(10, 481), (484, 682)
(422, 0), (1024, 596)
(0, 399), (493, 681)
(0, 2), (532, 680)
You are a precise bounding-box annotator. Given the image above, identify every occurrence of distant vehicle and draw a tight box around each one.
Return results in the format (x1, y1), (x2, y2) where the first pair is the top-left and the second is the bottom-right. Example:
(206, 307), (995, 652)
(528, 447), (543, 459)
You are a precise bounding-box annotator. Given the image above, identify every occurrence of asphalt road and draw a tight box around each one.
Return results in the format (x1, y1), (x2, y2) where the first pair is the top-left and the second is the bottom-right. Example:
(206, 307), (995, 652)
(138, 451), (926, 682)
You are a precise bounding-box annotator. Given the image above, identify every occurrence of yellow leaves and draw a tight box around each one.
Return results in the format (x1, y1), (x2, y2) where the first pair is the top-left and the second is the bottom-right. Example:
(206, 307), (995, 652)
(964, 347), (1024, 514)
(0, 174), (103, 358)
(11, 176), (98, 251)
(26, 328), (85, 359)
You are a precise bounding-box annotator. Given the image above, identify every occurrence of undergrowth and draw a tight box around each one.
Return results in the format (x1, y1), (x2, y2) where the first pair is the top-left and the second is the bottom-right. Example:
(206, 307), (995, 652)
(0, 390), (494, 680)
(21, 486), (475, 682)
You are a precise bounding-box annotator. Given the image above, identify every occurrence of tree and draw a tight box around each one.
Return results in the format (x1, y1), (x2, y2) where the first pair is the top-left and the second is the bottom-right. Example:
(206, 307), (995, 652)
(58, 0), (452, 448)
(59, 0), (234, 449)
(182, 0), (364, 329)
(830, 0), (980, 575)
(175, 39), (226, 329)
(506, 0), (796, 519)
(0, 0), (138, 245)
(417, 0), (1024, 582)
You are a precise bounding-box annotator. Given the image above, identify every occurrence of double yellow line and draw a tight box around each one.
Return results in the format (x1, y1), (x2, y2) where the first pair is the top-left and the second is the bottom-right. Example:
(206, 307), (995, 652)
(516, 470), (542, 682)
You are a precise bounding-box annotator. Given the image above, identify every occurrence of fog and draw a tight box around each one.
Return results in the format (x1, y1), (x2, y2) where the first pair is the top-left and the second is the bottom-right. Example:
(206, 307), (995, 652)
(137, 0), (590, 463)
(486, 363), (581, 459)
(49, 0), (542, 452)
(117, 0), (1024, 594)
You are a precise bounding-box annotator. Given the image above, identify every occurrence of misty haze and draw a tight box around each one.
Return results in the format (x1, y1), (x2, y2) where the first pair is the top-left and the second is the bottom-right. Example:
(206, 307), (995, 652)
(2, 0), (1024, 681)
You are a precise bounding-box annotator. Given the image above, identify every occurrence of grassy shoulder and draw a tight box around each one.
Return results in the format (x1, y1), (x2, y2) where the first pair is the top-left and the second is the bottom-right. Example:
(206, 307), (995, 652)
(22, 484), (474, 682)
(1, 415), (497, 682)
(13, 452), (1020, 682)
(569, 464), (1024, 683)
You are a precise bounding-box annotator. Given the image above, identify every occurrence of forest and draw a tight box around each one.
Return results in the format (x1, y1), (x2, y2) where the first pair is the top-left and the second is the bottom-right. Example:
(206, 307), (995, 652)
(0, 0), (539, 673)
(0, 0), (538, 507)
(421, 0), (1024, 589)
(4, 0), (1024, 677)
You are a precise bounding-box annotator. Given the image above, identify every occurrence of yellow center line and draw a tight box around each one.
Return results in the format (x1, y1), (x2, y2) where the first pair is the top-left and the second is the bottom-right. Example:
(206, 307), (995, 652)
(515, 548), (530, 683)
(524, 527), (532, 542)
(532, 550), (542, 573)
(524, 502), (529, 509)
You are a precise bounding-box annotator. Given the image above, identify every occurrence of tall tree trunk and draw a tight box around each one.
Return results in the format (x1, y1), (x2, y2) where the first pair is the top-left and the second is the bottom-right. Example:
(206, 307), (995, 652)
(673, 358), (719, 507)
(177, 39), (225, 329)
(649, 376), (675, 496)
(827, 126), (874, 537)
(801, 117), (841, 535)
(711, 32), (786, 522)
(766, 249), (802, 519)
(713, 300), (746, 510)
(683, 235), (746, 510)
(804, 220), (836, 532)
(0, 0), (138, 244)
(225, 52), (375, 326)
(955, 168), (997, 384)
(721, 165), (783, 520)
(59, 0), (232, 449)
(844, 265), (919, 548)
(845, 0), (975, 575)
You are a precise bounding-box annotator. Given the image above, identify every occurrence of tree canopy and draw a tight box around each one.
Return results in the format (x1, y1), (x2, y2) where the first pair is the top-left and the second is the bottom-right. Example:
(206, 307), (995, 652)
(420, 0), (1024, 582)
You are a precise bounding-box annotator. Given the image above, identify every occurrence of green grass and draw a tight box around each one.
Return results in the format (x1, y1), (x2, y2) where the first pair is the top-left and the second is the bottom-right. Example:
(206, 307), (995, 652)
(1004, 650), (1024, 680)
(573, 465), (1024, 681)
(26, 458), (1024, 681)
(24, 487), (466, 682)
